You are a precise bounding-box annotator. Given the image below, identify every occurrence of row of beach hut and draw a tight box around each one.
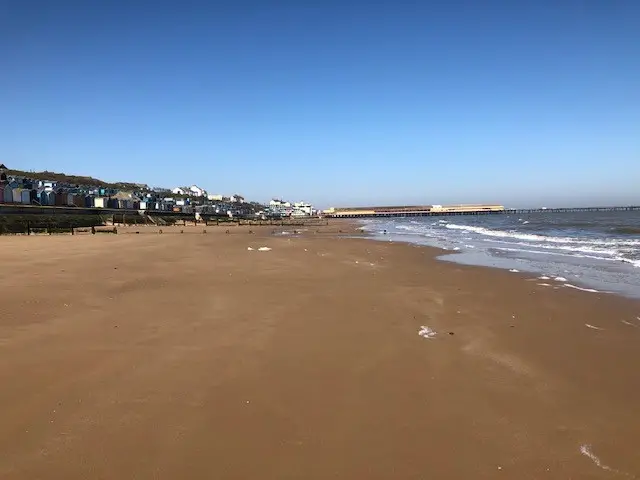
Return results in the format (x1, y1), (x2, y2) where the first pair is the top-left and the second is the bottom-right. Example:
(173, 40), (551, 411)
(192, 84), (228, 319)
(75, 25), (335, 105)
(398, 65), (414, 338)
(0, 185), (124, 208)
(0, 185), (183, 211)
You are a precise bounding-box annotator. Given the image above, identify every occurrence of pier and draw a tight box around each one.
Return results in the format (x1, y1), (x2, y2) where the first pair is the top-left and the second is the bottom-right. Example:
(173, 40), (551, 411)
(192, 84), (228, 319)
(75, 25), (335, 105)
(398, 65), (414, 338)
(324, 205), (640, 218)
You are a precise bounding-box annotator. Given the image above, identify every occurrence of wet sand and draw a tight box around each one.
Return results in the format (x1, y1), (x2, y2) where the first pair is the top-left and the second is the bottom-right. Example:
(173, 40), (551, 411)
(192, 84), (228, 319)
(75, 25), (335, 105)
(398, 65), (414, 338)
(0, 223), (639, 479)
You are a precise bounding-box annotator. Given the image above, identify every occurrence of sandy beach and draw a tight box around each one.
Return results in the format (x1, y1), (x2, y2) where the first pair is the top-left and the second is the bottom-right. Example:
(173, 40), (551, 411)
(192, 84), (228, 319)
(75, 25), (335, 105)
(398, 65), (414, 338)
(1, 222), (639, 479)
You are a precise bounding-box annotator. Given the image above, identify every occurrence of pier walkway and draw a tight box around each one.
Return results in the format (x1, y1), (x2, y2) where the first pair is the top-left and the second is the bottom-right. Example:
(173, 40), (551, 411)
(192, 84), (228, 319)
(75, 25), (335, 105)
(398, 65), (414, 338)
(326, 206), (640, 218)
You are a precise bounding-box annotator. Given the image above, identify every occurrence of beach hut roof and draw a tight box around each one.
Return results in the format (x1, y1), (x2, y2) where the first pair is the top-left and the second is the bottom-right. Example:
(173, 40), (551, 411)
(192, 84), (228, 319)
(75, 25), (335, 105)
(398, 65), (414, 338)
(0, 164), (7, 170)
(112, 191), (134, 200)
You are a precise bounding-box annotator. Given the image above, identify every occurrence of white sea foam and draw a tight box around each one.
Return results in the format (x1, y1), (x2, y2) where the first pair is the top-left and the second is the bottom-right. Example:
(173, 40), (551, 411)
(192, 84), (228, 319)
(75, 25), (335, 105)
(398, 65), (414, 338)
(383, 222), (640, 267)
(482, 238), (619, 256)
(509, 269), (519, 273)
(445, 223), (640, 246)
(395, 224), (640, 267)
(538, 276), (550, 280)
(619, 258), (640, 268)
(362, 218), (640, 297)
(492, 246), (623, 263)
(565, 284), (600, 293)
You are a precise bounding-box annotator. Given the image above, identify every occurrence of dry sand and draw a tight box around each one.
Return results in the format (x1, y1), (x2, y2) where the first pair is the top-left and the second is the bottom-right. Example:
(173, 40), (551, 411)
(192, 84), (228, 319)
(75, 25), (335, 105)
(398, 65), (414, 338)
(1, 223), (639, 479)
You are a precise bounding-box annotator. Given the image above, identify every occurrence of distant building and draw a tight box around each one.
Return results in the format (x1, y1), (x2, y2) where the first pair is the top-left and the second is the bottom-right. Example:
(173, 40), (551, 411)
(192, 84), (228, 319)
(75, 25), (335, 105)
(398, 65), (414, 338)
(268, 198), (293, 217)
(230, 194), (245, 203)
(292, 201), (313, 216)
(208, 194), (223, 201)
(189, 185), (206, 197)
(270, 198), (291, 207)
(172, 185), (206, 197)
(37, 180), (57, 192)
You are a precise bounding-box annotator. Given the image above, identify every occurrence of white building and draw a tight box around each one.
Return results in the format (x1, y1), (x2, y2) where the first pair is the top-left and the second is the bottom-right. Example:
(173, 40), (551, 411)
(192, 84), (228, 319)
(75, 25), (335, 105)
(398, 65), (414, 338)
(189, 185), (206, 197)
(230, 194), (245, 203)
(270, 199), (291, 207)
(208, 194), (223, 201)
(38, 180), (56, 192)
(292, 202), (313, 216)
(172, 185), (206, 197)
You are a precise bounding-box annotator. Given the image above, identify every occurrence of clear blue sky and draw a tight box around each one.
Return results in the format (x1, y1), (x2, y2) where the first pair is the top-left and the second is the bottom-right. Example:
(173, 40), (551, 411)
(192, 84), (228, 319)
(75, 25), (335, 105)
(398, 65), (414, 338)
(2, 0), (638, 208)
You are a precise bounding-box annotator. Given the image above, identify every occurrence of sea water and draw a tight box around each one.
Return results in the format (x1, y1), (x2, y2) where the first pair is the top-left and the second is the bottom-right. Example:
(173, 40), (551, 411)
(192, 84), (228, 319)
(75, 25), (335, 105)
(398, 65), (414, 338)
(360, 211), (640, 298)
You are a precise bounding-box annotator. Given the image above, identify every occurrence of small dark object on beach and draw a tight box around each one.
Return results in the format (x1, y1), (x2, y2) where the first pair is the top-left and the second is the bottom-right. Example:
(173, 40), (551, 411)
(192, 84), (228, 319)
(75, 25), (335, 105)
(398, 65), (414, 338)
(339, 229), (343, 233)
(136, 231), (139, 234)
(510, 325), (515, 328)
(114, 267), (117, 270)
(383, 229), (387, 234)
(180, 229), (184, 234)
(203, 229), (207, 234)
(226, 229), (230, 234)
(448, 332), (455, 335)
(249, 230), (253, 234)
(159, 229), (163, 234)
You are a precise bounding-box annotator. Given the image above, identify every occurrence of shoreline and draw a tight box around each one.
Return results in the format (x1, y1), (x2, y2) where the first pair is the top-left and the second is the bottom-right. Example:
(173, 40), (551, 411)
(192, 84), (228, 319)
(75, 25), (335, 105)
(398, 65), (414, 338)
(1, 222), (639, 478)
(351, 217), (640, 300)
